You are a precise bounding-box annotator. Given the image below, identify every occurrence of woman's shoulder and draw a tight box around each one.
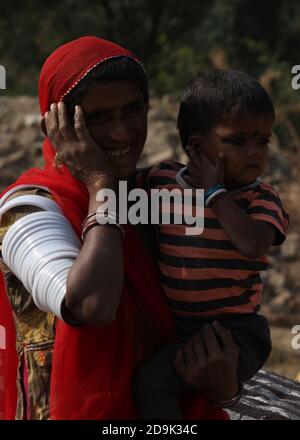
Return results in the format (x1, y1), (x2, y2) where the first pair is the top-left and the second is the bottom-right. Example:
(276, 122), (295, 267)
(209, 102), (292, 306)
(0, 186), (54, 260)
(0, 186), (53, 228)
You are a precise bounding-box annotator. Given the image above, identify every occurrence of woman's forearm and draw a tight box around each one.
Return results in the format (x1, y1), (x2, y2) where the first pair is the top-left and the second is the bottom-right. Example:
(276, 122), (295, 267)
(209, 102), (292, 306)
(66, 177), (124, 326)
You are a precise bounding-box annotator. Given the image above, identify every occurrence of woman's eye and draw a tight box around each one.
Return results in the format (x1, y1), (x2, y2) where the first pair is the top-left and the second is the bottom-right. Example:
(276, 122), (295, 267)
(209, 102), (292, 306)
(87, 114), (107, 125)
(125, 104), (143, 116)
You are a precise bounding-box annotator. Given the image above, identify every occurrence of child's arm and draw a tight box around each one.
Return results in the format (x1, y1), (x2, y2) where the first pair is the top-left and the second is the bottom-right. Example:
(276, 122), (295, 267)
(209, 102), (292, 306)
(185, 146), (284, 259)
(208, 193), (275, 258)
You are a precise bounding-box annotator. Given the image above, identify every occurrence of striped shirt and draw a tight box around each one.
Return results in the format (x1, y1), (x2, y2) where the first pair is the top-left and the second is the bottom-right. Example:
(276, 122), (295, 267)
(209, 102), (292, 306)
(135, 161), (289, 320)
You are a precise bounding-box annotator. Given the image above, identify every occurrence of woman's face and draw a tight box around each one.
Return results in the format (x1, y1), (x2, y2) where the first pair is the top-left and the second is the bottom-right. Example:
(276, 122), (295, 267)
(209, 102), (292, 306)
(80, 80), (148, 179)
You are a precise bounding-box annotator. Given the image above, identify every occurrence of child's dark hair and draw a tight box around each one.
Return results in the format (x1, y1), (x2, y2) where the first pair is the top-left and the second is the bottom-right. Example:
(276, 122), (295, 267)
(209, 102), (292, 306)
(177, 69), (275, 148)
(64, 56), (149, 119)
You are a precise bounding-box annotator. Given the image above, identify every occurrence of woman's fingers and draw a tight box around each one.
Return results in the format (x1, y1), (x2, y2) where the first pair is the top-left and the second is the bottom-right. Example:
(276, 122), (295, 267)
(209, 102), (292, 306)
(182, 338), (198, 370)
(44, 103), (58, 137)
(44, 103), (62, 150)
(74, 105), (94, 144)
(201, 323), (223, 359)
(174, 333), (208, 389)
(189, 331), (207, 366)
(174, 347), (185, 370)
(57, 101), (75, 141)
(212, 321), (239, 358)
(40, 116), (47, 137)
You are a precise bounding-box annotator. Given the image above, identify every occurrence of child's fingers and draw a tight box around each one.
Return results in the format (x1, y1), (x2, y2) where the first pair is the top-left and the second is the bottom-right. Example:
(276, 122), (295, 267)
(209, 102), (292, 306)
(216, 152), (225, 182)
(199, 151), (212, 167)
(186, 145), (202, 168)
(184, 174), (196, 188)
(186, 159), (201, 188)
(186, 159), (198, 175)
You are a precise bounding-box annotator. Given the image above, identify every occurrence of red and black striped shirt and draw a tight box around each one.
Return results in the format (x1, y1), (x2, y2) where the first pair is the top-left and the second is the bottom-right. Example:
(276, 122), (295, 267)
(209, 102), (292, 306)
(135, 161), (289, 320)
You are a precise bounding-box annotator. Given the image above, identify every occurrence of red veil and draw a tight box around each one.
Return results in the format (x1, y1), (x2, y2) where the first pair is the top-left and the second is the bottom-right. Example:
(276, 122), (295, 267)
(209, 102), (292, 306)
(0, 36), (227, 420)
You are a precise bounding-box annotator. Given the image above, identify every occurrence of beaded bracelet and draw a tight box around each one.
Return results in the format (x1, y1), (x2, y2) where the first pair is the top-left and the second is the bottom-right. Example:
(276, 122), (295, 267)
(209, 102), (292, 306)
(204, 183), (225, 200)
(204, 184), (227, 207)
(205, 188), (227, 207)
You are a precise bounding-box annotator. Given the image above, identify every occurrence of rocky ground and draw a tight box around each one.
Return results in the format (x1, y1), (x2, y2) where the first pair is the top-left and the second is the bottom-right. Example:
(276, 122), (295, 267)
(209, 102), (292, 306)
(0, 95), (299, 380)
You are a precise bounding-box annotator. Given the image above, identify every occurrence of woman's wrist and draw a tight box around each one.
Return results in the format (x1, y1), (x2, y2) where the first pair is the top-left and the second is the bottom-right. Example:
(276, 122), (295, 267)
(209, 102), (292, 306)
(211, 382), (243, 408)
(87, 173), (116, 194)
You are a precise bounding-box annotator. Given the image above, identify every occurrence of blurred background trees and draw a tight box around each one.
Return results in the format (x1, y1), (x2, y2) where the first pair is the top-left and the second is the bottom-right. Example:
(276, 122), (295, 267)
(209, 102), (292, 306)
(1, 0), (300, 147)
(0, 0), (299, 98)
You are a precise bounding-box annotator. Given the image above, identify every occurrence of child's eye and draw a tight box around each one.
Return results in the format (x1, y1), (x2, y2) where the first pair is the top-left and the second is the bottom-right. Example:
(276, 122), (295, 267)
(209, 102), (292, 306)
(221, 137), (246, 146)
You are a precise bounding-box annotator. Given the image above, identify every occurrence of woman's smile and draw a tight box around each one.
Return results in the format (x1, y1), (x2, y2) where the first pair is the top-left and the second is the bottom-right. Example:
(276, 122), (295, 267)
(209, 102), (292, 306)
(105, 144), (132, 158)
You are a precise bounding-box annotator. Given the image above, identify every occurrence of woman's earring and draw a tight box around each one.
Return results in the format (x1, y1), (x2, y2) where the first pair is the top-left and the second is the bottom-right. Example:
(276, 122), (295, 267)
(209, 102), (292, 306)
(53, 152), (64, 168)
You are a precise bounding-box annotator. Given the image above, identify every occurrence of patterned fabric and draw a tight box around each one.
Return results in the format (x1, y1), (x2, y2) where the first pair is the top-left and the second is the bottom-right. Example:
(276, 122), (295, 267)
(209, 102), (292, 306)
(227, 370), (300, 420)
(136, 161), (289, 320)
(0, 188), (56, 420)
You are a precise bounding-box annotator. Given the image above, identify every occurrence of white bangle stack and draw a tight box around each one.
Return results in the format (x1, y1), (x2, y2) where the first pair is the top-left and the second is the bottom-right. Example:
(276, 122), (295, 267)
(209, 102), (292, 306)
(0, 196), (81, 320)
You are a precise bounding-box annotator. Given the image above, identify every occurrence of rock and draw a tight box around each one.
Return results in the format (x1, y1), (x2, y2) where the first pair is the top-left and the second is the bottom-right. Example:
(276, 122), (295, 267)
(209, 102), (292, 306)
(23, 113), (40, 128)
(281, 232), (300, 259)
(227, 370), (300, 420)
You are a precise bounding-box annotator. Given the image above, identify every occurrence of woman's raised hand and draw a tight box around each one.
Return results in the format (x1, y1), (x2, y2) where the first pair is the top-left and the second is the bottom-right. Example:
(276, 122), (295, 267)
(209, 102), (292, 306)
(43, 101), (115, 190)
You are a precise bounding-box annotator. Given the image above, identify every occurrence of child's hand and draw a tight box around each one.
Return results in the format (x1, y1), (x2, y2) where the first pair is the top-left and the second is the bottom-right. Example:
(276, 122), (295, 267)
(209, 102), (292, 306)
(185, 145), (225, 191)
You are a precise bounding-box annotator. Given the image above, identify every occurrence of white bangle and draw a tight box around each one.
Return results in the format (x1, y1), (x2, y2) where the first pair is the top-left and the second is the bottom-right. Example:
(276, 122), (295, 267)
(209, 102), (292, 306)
(175, 167), (194, 189)
(2, 210), (81, 320)
(0, 184), (51, 207)
(0, 194), (62, 220)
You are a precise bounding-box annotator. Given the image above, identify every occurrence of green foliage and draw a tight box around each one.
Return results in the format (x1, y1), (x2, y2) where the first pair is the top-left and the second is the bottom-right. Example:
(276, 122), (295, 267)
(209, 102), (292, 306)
(0, 0), (299, 106)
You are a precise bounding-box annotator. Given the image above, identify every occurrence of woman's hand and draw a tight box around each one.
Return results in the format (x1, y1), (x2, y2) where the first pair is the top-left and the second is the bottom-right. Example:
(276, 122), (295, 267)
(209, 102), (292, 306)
(185, 146), (225, 191)
(43, 101), (115, 190)
(174, 321), (239, 402)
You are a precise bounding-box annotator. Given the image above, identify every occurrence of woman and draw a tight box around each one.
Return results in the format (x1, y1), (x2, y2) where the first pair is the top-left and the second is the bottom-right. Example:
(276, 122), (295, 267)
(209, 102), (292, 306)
(0, 36), (238, 420)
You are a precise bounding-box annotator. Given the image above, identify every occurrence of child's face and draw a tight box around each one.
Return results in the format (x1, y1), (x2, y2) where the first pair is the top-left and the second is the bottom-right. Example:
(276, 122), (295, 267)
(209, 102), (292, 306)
(192, 112), (274, 188)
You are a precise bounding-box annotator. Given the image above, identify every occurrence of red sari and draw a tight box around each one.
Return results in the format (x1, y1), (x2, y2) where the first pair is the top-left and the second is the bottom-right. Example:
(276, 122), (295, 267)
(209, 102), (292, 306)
(0, 36), (228, 420)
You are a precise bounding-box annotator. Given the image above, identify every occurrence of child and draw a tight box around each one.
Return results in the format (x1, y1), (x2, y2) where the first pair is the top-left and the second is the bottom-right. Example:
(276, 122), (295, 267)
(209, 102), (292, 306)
(133, 69), (289, 419)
